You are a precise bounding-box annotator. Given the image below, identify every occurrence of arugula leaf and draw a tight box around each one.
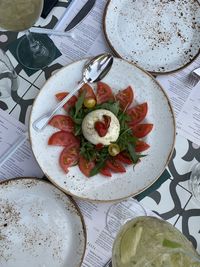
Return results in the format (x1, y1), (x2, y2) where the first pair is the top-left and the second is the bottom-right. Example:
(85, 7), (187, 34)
(80, 139), (96, 161)
(127, 143), (147, 164)
(74, 124), (82, 136)
(95, 101), (120, 116)
(90, 161), (106, 177)
(75, 91), (86, 117)
(117, 128), (137, 151)
(127, 143), (139, 163)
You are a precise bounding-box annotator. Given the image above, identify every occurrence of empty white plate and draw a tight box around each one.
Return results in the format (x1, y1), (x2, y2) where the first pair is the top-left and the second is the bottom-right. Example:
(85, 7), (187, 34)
(0, 178), (86, 267)
(104, 0), (200, 74)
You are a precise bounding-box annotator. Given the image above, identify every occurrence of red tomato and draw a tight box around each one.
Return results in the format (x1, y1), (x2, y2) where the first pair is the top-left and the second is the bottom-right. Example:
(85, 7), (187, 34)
(96, 82), (114, 104)
(55, 92), (77, 112)
(103, 115), (111, 129)
(78, 156), (95, 177)
(135, 140), (150, 152)
(94, 121), (107, 137)
(131, 123), (153, 138)
(48, 115), (74, 132)
(127, 103), (148, 125)
(106, 158), (126, 173)
(95, 143), (104, 150)
(116, 86), (134, 110)
(100, 166), (112, 177)
(59, 146), (79, 173)
(115, 152), (132, 164)
(79, 84), (96, 99)
(48, 131), (80, 148)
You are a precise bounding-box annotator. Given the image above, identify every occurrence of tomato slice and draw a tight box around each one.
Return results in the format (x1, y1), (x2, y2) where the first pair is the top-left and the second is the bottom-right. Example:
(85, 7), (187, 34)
(79, 84), (96, 99)
(131, 123), (153, 138)
(100, 166), (112, 177)
(48, 131), (80, 148)
(55, 92), (77, 112)
(135, 140), (150, 152)
(116, 86), (134, 110)
(96, 82), (114, 104)
(78, 155), (95, 177)
(95, 143), (104, 150)
(106, 158), (126, 173)
(115, 152), (132, 164)
(59, 146), (79, 173)
(48, 115), (74, 132)
(127, 103), (148, 125)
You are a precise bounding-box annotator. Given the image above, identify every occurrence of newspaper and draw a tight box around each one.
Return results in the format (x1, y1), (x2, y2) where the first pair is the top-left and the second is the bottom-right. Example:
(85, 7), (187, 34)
(51, 0), (111, 66)
(157, 56), (200, 146)
(0, 110), (43, 180)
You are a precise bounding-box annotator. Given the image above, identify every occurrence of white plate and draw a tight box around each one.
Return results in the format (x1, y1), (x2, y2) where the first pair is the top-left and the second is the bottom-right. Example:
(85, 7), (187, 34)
(0, 178), (86, 267)
(104, 0), (200, 74)
(29, 58), (175, 201)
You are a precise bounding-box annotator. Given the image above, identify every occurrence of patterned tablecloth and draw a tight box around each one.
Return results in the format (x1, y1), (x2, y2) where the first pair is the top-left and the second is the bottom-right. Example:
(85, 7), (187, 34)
(0, 0), (199, 255)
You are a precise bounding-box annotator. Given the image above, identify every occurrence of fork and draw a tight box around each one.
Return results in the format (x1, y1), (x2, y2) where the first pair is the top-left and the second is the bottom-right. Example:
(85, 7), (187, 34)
(187, 67), (200, 87)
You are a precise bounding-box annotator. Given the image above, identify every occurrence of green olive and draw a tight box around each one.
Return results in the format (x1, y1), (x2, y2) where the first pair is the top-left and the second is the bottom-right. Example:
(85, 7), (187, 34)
(84, 97), (96, 108)
(108, 144), (120, 156)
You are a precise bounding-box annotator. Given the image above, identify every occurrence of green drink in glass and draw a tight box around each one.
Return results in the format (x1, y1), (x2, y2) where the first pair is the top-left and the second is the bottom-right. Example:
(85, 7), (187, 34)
(112, 216), (200, 267)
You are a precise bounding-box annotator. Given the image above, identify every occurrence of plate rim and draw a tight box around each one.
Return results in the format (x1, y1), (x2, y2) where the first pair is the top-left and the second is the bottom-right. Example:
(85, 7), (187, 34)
(103, 0), (200, 75)
(0, 176), (87, 267)
(29, 57), (176, 202)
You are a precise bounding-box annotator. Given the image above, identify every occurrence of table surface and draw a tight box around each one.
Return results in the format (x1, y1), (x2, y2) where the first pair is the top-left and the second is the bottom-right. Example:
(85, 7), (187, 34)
(0, 0), (199, 255)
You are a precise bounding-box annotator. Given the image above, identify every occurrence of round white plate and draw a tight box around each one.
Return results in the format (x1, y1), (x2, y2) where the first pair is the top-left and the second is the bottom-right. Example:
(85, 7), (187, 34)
(104, 0), (200, 74)
(0, 178), (86, 267)
(29, 58), (175, 201)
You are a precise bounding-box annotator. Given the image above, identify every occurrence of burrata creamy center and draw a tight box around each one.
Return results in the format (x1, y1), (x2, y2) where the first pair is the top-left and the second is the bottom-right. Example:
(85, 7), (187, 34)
(82, 109), (120, 145)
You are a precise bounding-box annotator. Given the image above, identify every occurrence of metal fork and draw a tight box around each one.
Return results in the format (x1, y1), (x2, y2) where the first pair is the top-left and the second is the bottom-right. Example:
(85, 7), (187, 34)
(187, 67), (200, 87)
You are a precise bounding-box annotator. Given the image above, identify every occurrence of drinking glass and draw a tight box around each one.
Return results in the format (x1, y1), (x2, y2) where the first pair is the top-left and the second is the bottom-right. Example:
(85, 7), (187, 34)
(105, 199), (147, 239)
(0, 0), (56, 70)
(188, 162), (200, 203)
(104, 199), (147, 267)
(111, 216), (200, 267)
(0, 49), (18, 98)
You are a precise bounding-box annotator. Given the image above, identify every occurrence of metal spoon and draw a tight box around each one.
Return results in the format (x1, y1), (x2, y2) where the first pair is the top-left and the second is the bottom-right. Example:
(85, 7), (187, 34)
(32, 53), (113, 132)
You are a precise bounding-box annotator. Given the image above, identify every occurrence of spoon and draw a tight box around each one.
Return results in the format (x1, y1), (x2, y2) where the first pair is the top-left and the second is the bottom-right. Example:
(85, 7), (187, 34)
(32, 53), (113, 132)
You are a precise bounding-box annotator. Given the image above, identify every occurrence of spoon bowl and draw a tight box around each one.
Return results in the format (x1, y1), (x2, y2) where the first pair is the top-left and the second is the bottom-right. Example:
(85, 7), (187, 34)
(32, 53), (113, 132)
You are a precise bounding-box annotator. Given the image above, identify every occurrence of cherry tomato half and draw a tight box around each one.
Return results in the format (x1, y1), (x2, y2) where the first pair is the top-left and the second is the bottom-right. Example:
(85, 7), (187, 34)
(55, 92), (77, 112)
(106, 158), (126, 173)
(78, 155), (95, 177)
(127, 103), (148, 126)
(48, 115), (74, 132)
(48, 131), (80, 148)
(59, 146), (79, 173)
(100, 166), (112, 177)
(131, 123), (153, 138)
(96, 82), (114, 104)
(115, 152), (132, 164)
(79, 84), (96, 99)
(116, 86), (134, 110)
(135, 140), (150, 152)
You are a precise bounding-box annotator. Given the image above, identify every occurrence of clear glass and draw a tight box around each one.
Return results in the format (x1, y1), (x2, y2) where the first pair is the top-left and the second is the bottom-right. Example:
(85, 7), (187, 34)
(106, 199), (147, 239)
(0, 49), (18, 98)
(0, 0), (56, 70)
(189, 162), (200, 203)
(112, 216), (200, 267)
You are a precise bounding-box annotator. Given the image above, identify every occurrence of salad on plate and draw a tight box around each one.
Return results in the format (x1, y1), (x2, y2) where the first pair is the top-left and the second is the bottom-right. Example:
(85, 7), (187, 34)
(47, 82), (153, 178)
